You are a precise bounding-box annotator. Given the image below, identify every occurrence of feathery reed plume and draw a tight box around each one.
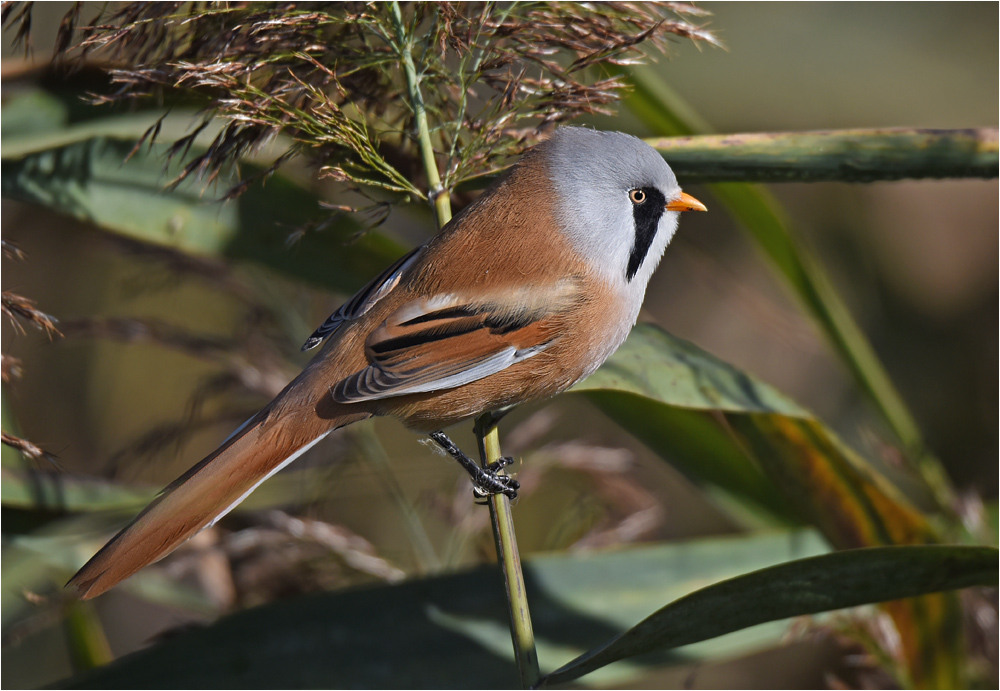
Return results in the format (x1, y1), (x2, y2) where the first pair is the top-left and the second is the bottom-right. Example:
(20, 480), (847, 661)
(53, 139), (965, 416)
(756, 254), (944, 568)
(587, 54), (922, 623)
(5, 2), (719, 205)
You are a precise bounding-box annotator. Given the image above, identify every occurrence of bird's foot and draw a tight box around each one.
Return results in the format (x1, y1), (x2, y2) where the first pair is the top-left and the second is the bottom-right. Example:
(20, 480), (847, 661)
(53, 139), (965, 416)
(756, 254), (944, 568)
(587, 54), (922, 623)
(428, 431), (520, 501)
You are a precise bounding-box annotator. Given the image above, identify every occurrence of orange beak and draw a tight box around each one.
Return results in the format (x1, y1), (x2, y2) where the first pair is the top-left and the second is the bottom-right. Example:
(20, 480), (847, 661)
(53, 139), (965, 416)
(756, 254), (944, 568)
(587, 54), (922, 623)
(665, 192), (707, 213)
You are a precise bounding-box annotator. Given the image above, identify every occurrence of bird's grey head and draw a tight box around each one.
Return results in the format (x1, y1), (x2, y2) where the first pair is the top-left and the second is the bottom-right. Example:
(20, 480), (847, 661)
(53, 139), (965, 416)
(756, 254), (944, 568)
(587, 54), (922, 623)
(542, 128), (684, 289)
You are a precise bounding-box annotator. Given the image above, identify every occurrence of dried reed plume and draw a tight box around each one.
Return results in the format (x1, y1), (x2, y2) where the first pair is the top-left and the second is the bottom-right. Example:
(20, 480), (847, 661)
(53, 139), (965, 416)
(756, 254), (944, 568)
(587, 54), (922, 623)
(4, 2), (719, 203)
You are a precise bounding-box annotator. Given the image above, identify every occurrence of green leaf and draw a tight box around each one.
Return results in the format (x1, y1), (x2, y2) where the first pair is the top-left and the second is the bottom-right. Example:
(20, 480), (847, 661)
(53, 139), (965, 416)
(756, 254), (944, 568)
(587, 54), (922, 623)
(726, 413), (964, 687)
(574, 325), (796, 522)
(577, 323), (963, 684)
(579, 323), (939, 536)
(55, 529), (830, 689)
(577, 324), (805, 415)
(1, 135), (405, 294)
(0, 88), (69, 140)
(579, 326), (936, 545)
(1, 468), (154, 514)
(3, 514), (217, 629)
(540, 545), (997, 687)
(1, 465), (351, 518)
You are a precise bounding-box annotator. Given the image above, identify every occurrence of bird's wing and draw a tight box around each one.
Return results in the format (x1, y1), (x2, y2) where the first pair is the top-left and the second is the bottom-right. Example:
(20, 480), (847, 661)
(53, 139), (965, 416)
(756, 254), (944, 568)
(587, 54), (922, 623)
(330, 281), (581, 403)
(301, 246), (423, 351)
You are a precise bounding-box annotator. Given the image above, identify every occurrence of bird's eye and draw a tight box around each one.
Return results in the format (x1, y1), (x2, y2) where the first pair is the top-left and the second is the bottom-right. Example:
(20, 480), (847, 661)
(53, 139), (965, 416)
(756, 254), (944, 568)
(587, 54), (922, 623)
(629, 189), (647, 204)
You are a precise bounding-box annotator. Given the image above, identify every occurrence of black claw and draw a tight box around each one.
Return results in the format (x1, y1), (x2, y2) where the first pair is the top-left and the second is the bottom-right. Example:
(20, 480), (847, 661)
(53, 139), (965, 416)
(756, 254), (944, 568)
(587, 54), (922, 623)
(471, 471), (519, 500)
(429, 432), (519, 501)
(487, 456), (514, 473)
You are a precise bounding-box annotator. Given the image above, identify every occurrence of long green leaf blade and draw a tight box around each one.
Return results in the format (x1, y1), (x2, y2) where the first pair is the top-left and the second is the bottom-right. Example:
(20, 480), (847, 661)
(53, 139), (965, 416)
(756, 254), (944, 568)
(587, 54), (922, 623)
(51, 530), (828, 689)
(540, 545), (997, 687)
(574, 324), (796, 520)
(1, 136), (404, 294)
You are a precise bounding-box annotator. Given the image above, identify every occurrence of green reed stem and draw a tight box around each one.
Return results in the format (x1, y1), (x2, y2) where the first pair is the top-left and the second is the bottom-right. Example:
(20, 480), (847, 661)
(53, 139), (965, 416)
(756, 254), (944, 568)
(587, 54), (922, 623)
(390, 1), (452, 226)
(475, 414), (540, 689)
(392, 6), (536, 683)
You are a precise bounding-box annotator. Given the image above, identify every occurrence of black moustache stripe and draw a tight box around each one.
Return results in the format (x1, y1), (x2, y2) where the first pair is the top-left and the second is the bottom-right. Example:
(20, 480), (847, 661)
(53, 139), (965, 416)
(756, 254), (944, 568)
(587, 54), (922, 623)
(626, 186), (667, 282)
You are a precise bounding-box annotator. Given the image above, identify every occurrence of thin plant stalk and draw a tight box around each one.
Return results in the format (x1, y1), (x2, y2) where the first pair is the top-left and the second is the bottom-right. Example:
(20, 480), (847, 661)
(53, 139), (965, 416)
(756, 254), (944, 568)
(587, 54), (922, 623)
(646, 128), (999, 182)
(391, 5), (538, 684)
(390, 1), (451, 226)
(475, 414), (541, 689)
(64, 601), (113, 671)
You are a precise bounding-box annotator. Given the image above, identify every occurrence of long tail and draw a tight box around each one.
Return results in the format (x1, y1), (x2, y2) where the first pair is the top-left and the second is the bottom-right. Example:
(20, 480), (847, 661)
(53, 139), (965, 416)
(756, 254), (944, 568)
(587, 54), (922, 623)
(68, 408), (366, 599)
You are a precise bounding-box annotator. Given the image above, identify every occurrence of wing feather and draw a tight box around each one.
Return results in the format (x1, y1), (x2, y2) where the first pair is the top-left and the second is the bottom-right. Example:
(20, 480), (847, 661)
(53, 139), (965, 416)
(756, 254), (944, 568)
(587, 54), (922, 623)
(301, 246), (422, 351)
(330, 281), (581, 403)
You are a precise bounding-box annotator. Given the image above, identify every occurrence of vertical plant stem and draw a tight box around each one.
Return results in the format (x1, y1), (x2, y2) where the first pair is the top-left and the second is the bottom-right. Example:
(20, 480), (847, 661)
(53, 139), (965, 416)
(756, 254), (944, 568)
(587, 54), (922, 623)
(390, 1), (452, 226)
(64, 600), (112, 671)
(392, 5), (537, 684)
(475, 414), (541, 689)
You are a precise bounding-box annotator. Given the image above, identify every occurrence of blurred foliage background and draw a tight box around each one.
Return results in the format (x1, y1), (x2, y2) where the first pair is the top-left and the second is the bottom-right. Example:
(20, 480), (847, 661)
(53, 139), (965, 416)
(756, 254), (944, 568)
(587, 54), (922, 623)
(2, 2), (996, 688)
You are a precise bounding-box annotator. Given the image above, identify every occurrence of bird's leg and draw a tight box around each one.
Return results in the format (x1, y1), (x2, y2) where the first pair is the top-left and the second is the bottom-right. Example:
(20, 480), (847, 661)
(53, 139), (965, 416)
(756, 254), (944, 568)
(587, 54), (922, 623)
(428, 431), (519, 500)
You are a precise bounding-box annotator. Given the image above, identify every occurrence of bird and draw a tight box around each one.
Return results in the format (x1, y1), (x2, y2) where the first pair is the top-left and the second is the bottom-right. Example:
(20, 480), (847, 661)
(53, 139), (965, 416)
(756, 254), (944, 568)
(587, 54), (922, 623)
(68, 127), (706, 599)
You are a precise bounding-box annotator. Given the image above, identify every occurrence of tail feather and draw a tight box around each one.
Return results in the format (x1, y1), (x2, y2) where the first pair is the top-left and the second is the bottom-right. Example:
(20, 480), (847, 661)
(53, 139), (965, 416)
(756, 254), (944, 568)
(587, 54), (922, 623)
(68, 411), (364, 599)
